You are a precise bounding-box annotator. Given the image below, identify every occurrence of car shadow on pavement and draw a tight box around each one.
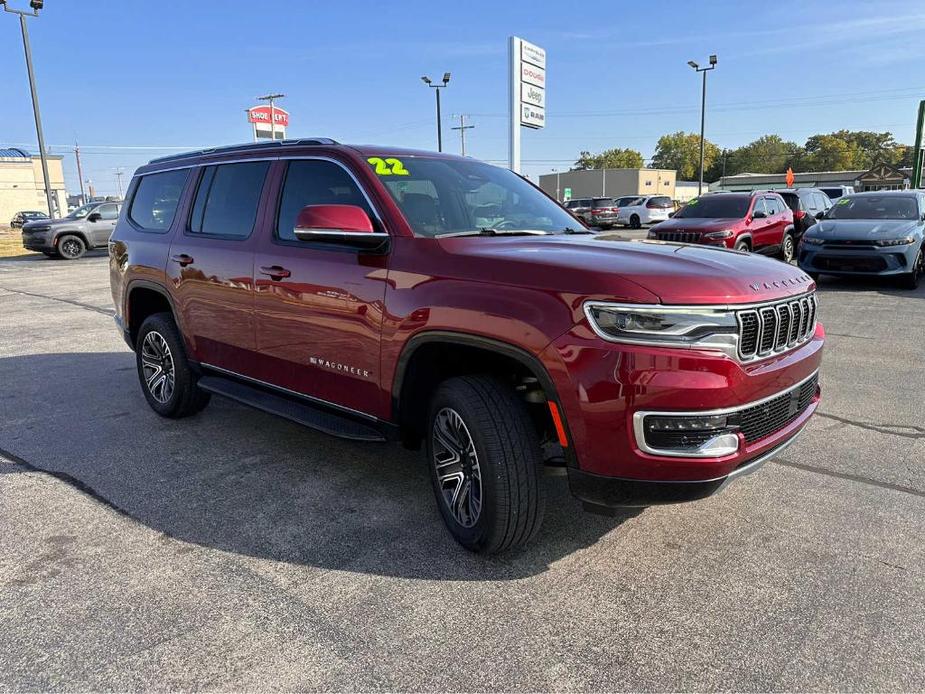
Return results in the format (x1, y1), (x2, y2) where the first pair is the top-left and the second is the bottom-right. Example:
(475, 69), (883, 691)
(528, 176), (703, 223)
(0, 352), (634, 580)
(0, 250), (108, 263)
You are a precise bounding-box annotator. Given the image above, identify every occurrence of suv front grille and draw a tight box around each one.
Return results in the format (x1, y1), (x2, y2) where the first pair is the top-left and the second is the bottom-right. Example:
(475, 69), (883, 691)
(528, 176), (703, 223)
(736, 293), (817, 361)
(735, 373), (818, 443)
(657, 231), (701, 243)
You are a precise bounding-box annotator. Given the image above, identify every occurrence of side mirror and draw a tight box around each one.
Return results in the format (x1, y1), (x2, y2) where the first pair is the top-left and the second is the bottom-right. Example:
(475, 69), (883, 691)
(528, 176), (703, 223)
(293, 204), (387, 250)
(87, 212), (102, 222)
(668, 211), (675, 218)
(815, 210), (825, 220)
(751, 210), (767, 219)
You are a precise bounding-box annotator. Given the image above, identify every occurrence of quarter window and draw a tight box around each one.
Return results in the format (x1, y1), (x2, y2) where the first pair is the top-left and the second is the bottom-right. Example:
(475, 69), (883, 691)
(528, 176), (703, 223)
(128, 169), (189, 232)
(189, 161), (269, 238)
(276, 160), (375, 241)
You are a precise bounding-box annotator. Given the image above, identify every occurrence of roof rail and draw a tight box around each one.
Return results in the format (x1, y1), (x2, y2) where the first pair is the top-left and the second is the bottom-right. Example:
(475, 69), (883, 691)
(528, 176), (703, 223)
(148, 138), (339, 165)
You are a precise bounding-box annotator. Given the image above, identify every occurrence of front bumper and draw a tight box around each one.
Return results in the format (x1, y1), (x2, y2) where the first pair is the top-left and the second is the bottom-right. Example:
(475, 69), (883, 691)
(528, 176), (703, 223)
(540, 321), (824, 504)
(799, 242), (918, 276)
(568, 430), (804, 509)
(21, 231), (53, 252)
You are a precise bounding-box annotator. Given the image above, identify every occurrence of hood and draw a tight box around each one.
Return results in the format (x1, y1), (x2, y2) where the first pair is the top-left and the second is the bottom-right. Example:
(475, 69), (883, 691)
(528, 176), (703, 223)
(22, 216), (82, 231)
(807, 219), (921, 240)
(650, 217), (743, 233)
(439, 235), (814, 305)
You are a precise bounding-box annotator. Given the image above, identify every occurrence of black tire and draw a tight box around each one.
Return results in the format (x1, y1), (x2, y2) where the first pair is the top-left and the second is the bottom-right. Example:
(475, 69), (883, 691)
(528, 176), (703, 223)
(779, 233), (795, 263)
(426, 375), (545, 554)
(734, 239), (750, 252)
(630, 214), (641, 229)
(899, 245), (923, 290)
(135, 312), (210, 418)
(808, 271), (821, 282)
(57, 234), (86, 260)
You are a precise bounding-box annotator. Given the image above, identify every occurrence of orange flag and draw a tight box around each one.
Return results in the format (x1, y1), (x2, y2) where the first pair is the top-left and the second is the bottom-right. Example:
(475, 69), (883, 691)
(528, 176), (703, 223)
(786, 167), (795, 187)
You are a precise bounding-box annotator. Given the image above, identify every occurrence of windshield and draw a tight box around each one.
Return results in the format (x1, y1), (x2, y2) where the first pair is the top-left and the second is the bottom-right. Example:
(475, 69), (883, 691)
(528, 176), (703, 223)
(66, 203), (97, 219)
(825, 195), (919, 220)
(371, 157), (581, 236)
(675, 195), (750, 219)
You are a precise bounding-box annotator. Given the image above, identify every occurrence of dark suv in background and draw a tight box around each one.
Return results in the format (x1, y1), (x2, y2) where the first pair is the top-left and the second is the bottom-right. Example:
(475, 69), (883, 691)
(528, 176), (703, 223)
(22, 200), (122, 259)
(648, 191), (796, 261)
(775, 188), (833, 240)
(109, 139), (822, 553)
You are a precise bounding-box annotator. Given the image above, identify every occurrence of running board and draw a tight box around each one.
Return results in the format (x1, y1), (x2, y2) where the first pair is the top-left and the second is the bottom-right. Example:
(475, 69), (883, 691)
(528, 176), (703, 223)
(197, 375), (387, 442)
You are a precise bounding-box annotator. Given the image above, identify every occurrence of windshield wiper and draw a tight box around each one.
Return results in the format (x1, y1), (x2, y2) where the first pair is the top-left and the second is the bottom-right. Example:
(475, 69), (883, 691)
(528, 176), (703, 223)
(562, 227), (592, 234)
(435, 228), (553, 238)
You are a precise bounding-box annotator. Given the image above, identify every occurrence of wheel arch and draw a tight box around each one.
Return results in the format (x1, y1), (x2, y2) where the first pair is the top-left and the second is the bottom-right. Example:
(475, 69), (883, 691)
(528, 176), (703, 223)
(734, 233), (753, 249)
(54, 229), (90, 249)
(392, 331), (574, 456)
(125, 280), (179, 347)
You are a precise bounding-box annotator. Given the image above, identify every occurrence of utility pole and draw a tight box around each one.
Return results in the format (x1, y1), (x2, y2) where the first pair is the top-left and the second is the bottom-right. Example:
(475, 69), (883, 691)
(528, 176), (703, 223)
(450, 114), (475, 156)
(114, 168), (125, 199)
(688, 55), (718, 195)
(4, 1), (55, 217)
(74, 142), (86, 205)
(257, 92), (285, 141)
(421, 73), (451, 152)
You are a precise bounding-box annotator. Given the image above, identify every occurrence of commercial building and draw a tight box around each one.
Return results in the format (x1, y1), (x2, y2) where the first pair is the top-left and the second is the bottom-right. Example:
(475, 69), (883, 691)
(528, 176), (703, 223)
(538, 168), (676, 202)
(0, 147), (67, 222)
(711, 163), (914, 193)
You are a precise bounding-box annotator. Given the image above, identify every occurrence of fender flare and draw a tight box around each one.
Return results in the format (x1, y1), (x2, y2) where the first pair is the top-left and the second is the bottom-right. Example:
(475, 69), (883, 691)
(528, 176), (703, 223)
(124, 279), (178, 332)
(734, 233), (753, 249)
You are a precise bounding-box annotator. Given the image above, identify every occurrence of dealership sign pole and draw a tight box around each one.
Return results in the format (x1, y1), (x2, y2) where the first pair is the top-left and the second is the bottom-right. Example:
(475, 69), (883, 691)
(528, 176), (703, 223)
(508, 36), (546, 174)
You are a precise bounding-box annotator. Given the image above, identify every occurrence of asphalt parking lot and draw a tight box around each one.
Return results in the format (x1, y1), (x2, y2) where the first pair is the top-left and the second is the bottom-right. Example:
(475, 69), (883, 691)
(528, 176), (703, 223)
(1, 250), (923, 691)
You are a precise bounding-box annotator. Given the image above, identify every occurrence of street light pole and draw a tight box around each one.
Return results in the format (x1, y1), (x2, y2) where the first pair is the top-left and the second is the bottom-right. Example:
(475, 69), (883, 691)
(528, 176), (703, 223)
(3, 1), (55, 217)
(421, 73), (451, 152)
(688, 55), (717, 195)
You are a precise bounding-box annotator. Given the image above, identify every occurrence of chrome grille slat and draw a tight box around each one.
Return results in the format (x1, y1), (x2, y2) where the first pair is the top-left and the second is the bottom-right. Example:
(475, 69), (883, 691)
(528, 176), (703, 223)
(735, 292), (817, 361)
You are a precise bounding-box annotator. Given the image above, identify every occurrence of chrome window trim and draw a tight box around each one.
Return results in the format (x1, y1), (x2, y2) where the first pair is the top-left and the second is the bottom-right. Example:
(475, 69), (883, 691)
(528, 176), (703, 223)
(631, 369), (819, 459)
(200, 362), (379, 422)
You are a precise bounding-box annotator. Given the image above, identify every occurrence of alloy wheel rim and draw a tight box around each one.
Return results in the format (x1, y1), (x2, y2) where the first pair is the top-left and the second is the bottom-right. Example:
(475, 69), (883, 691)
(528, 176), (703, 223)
(783, 236), (794, 261)
(431, 407), (482, 528)
(61, 239), (81, 258)
(141, 331), (175, 404)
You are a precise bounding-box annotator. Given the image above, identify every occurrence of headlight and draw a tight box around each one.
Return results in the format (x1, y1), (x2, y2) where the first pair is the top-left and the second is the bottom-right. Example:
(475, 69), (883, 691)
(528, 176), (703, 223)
(802, 236), (824, 245)
(704, 229), (734, 239)
(647, 231), (657, 239)
(584, 302), (738, 353)
(875, 236), (915, 247)
(26, 225), (51, 233)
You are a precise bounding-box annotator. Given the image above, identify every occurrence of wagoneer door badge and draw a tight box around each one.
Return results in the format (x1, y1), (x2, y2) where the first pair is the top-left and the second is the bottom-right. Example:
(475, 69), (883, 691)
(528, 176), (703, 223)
(310, 356), (371, 379)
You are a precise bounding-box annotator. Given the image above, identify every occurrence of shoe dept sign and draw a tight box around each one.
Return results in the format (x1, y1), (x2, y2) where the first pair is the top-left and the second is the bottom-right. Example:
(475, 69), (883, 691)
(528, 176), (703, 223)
(247, 105), (290, 141)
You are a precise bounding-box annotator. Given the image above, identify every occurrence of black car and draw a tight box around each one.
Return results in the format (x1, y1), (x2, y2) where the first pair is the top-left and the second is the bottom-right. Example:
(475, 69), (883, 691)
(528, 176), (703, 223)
(10, 210), (49, 228)
(774, 188), (832, 239)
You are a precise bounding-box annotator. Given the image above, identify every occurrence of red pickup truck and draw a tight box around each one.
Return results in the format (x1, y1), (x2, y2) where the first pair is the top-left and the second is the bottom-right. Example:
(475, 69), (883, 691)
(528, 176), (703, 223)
(109, 139), (823, 553)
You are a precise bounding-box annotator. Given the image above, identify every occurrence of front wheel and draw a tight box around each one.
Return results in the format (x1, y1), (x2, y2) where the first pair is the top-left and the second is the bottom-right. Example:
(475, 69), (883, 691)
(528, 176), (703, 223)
(57, 235), (86, 260)
(899, 246), (923, 289)
(779, 233), (795, 263)
(630, 214), (641, 229)
(426, 376), (545, 554)
(734, 239), (750, 252)
(135, 313), (210, 418)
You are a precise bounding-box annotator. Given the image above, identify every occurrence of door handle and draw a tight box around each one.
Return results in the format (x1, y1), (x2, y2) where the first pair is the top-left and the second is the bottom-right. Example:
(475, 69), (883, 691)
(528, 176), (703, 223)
(170, 254), (195, 267)
(259, 265), (291, 280)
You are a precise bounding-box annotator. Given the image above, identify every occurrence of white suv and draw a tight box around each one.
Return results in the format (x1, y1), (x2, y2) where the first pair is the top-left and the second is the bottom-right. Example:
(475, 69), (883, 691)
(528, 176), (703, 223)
(616, 195), (674, 228)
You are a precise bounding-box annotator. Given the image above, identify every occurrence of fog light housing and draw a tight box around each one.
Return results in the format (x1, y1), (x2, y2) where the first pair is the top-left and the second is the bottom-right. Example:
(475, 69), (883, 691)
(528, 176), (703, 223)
(637, 413), (740, 457)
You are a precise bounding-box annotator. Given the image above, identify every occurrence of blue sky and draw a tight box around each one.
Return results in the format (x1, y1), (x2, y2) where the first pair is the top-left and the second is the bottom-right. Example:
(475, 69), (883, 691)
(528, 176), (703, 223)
(2, 0), (924, 195)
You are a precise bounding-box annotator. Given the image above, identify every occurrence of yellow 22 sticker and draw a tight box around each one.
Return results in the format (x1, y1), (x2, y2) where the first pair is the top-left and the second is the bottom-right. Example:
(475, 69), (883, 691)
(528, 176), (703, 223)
(368, 157), (409, 176)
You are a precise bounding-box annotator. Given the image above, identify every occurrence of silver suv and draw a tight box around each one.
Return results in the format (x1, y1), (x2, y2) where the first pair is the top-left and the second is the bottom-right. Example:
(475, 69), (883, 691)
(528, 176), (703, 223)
(21, 201), (121, 259)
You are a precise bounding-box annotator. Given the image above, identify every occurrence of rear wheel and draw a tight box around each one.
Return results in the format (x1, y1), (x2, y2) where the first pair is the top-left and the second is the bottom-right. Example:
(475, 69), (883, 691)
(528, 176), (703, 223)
(426, 375), (545, 554)
(899, 245), (923, 290)
(630, 214), (641, 229)
(57, 235), (86, 260)
(135, 313), (210, 418)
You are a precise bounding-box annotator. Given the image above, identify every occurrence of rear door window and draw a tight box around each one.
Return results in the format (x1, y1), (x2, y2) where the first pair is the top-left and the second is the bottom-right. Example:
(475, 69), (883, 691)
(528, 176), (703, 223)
(128, 169), (190, 232)
(189, 161), (270, 238)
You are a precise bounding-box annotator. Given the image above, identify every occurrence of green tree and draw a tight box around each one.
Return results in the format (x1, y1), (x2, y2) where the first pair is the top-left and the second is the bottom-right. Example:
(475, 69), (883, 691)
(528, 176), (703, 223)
(572, 147), (644, 170)
(801, 130), (906, 171)
(720, 135), (802, 177)
(650, 131), (721, 181)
